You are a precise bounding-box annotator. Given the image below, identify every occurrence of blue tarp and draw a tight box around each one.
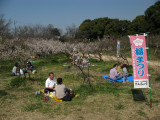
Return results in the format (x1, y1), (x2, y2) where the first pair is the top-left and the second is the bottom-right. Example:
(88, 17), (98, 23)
(102, 75), (134, 82)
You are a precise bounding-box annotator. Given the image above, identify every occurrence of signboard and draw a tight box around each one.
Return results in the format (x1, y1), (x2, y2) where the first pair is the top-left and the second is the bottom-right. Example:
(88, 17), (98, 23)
(129, 35), (149, 88)
(117, 41), (120, 57)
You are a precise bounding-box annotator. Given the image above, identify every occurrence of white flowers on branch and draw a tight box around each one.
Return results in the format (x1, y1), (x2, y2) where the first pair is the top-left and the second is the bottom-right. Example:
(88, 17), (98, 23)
(0, 37), (112, 61)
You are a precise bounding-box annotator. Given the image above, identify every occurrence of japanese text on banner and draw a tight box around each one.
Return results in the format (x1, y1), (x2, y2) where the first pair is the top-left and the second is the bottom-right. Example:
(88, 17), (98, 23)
(129, 35), (149, 88)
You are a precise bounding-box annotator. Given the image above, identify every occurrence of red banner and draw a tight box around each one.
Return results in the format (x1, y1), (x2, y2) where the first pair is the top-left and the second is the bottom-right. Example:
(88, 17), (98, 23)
(129, 34), (149, 88)
(117, 41), (120, 57)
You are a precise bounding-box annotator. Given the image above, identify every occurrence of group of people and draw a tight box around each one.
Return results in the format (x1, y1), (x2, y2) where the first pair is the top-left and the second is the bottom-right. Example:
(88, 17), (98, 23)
(11, 59), (75, 101)
(11, 61), (34, 76)
(44, 64), (128, 101)
(44, 72), (75, 101)
(71, 52), (89, 67)
(109, 63), (129, 83)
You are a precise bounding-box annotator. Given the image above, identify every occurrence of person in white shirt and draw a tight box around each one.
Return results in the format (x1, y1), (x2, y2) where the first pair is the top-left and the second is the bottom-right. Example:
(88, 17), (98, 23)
(44, 72), (57, 93)
(11, 63), (18, 76)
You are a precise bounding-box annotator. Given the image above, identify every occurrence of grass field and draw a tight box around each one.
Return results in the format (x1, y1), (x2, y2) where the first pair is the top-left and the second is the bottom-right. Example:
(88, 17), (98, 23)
(0, 54), (160, 120)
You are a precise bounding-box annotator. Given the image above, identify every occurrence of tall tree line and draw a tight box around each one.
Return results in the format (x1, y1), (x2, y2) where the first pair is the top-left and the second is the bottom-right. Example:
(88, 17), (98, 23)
(77, 1), (160, 41)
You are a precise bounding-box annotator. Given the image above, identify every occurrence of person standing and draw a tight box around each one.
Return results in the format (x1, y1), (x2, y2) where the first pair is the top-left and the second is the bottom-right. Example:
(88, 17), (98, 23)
(25, 62), (34, 79)
(25, 62), (33, 72)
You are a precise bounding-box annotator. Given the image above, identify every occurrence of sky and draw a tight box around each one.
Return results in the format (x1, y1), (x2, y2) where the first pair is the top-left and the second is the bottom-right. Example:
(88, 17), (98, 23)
(0, 0), (158, 33)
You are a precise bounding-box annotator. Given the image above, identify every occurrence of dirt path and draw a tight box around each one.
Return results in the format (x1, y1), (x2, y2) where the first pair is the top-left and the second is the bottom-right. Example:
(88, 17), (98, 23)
(89, 54), (160, 67)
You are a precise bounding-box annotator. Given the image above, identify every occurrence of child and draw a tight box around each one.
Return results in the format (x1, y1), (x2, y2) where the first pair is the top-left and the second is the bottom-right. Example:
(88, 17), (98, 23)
(55, 78), (75, 101)
(122, 64), (128, 83)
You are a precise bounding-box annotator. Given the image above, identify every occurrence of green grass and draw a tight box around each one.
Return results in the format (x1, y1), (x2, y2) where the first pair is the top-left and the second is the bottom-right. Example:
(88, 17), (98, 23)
(89, 58), (115, 74)
(22, 102), (43, 112)
(10, 77), (27, 87)
(0, 94), (17, 103)
(0, 90), (8, 97)
(19, 86), (34, 92)
(0, 53), (160, 120)
(64, 73), (83, 83)
(137, 110), (148, 118)
(115, 104), (125, 110)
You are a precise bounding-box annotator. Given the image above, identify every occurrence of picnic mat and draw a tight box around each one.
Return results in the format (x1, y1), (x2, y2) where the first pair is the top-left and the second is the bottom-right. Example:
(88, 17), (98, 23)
(40, 89), (62, 102)
(102, 75), (134, 82)
(40, 89), (79, 102)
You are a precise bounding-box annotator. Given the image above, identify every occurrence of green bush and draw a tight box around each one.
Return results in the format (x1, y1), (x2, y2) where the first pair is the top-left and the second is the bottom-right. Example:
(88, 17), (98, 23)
(10, 77), (26, 87)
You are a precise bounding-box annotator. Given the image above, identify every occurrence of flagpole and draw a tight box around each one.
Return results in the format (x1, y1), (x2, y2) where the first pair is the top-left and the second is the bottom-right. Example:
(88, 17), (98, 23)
(146, 32), (152, 108)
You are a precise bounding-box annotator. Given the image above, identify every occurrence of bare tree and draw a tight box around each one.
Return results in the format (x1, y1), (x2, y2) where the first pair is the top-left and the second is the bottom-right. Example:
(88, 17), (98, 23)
(0, 14), (12, 38)
(65, 25), (78, 42)
(13, 24), (61, 39)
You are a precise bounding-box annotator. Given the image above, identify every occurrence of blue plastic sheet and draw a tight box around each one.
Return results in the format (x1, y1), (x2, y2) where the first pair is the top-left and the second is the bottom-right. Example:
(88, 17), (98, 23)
(102, 75), (134, 82)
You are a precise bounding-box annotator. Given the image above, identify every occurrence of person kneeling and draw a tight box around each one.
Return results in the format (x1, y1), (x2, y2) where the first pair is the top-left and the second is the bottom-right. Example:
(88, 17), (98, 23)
(55, 78), (75, 101)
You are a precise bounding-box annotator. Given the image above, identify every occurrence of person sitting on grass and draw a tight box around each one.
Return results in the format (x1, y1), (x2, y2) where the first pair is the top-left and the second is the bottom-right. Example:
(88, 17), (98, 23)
(117, 63), (123, 75)
(11, 63), (18, 76)
(109, 64), (122, 82)
(44, 72), (57, 93)
(55, 78), (75, 101)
